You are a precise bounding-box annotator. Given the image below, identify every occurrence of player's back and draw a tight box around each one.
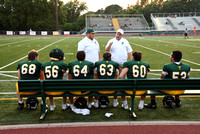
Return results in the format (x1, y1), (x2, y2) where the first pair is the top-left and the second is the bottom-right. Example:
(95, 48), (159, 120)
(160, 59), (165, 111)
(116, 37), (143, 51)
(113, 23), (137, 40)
(17, 60), (41, 80)
(95, 60), (119, 79)
(163, 62), (190, 79)
(42, 60), (68, 79)
(123, 60), (150, 79)
(68, 60), (94, 79)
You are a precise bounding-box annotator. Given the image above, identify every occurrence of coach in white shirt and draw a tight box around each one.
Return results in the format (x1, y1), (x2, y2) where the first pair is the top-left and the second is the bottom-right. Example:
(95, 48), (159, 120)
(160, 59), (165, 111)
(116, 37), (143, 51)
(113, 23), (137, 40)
(105, 29), (133, 110)
(105, 29), (133, 66)
(78, 28), (101, 63)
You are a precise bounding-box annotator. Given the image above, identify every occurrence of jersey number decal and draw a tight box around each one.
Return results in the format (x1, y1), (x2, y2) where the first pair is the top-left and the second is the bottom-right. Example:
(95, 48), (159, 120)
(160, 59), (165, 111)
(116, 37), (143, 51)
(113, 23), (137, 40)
(172, 71), (187, 79)
(99, 64), (114, 76)
(21, 64), (36, 74)
(45, 65), (59, 78)
(73, 65), (88, 77)
(132, 65), (146, 78)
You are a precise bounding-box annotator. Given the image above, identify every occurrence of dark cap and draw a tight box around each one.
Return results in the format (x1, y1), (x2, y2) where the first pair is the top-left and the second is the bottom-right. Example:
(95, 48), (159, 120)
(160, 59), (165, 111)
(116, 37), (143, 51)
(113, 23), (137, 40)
(86, 28), (95, 34)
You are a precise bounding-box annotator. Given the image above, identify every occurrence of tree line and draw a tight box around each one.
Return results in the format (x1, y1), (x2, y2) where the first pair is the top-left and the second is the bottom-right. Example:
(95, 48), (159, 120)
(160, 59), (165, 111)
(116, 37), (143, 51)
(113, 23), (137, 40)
(0, 0), (199, 31)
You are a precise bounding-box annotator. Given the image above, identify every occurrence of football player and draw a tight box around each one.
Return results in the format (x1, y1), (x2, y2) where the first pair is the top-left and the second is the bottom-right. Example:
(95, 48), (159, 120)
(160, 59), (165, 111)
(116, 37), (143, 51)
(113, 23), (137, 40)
(68, 51), (95, 108)
(94, 52), (120, 108)
(16, 50), (44, 110)
(145, 50), (190, 108)
(119, 51), (150, 110)
(41, 48), (68, 111)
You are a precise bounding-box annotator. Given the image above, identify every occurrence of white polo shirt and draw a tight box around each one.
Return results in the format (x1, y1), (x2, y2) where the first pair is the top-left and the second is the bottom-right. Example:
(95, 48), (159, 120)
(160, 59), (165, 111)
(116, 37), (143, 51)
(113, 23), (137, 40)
(78, 37), (100, 63)
(106, 37), (133, 65)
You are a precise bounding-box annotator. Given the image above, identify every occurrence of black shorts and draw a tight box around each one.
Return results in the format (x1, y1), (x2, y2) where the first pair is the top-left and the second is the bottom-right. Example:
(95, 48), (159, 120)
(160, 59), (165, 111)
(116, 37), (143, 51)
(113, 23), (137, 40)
(185, 33), (188, 36)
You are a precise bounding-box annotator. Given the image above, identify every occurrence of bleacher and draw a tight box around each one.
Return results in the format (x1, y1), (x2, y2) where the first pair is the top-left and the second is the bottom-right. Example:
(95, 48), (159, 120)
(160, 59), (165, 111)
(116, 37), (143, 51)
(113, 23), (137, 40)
(85, 14), (150, 35)
(151, 12), (200, 31)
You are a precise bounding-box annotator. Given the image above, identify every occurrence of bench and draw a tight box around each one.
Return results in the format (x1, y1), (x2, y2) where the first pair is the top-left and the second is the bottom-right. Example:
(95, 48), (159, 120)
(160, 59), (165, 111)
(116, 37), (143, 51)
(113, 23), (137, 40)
(18, 78), (200, 122)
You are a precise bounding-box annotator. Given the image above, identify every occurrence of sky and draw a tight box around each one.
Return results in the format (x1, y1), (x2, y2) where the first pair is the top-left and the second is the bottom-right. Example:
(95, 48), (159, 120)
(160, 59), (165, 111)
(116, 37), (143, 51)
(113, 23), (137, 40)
(61, 0), (137, 12)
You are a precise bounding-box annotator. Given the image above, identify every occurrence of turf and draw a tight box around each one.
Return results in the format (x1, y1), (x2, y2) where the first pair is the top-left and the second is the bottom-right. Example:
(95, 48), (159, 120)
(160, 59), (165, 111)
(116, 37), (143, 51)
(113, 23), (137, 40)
(0, 35), (200, 125)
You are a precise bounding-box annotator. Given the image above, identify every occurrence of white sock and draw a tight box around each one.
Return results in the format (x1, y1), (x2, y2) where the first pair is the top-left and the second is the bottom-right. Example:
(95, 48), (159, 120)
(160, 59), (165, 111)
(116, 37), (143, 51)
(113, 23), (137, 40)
(123, 100), (127, 104)
(139, 100), (144, 108)
(18, 101), (23, 104)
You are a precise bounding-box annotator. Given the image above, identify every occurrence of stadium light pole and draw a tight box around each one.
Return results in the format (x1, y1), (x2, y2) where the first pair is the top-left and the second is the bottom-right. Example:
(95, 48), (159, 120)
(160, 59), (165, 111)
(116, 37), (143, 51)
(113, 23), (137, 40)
(55, 0), (58, 31)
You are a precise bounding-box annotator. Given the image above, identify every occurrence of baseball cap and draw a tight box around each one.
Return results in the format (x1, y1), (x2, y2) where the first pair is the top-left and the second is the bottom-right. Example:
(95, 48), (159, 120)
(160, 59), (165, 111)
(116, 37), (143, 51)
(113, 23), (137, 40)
(86, 28), (95, 34)
(116, 29), (124, 35)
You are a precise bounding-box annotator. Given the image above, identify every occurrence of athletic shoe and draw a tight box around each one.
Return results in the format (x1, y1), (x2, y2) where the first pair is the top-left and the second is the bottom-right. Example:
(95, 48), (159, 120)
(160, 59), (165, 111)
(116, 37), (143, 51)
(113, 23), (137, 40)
(70, 104), (75, 109)
(138, 105), (144, 110)
(50, 105), (56, 111)
(144, 103), (157, 109)
(122, 103), (128, 109)
(175, 99), (181, 107)
(62, 104), (69, 110)
(94, 100), (99, 108)
(17, 102), (24, 110)
(87, 102), (92, 109)
(113, 99), (119, 107)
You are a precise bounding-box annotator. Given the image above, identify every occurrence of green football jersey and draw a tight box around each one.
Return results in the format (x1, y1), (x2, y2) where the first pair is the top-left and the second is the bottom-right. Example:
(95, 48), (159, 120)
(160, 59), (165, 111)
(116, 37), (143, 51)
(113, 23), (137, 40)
(163, 62), (190, 79)
(123, 60), (150, 79)
(42, 60), (68, 79)
(68, 60), (94, 79)
(95, 60), (119, 79)
(17, 60), (42, 80)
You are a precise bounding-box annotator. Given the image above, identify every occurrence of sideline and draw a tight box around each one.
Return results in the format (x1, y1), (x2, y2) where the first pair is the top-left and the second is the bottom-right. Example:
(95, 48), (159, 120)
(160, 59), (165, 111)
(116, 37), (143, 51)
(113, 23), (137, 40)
(1, 121), (200, 130)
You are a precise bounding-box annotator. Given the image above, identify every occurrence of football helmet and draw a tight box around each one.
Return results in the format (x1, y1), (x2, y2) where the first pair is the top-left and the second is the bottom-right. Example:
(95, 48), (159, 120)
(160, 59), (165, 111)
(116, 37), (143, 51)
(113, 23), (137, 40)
(49, 48), (64, 61)
(26, 97), (39, 110)
(99, 96), (110, 108)
(74, 97), (87, 109)
(162, 95), (175, 108)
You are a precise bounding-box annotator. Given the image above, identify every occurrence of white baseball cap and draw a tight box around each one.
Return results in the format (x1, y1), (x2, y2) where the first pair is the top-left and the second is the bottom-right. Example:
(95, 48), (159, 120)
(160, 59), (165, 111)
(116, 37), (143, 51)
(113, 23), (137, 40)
(116, 29), (124, 35)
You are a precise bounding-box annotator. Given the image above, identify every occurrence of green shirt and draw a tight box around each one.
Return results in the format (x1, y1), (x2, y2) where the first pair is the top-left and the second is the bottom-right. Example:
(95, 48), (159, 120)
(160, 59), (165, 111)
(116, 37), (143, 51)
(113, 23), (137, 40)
(17, 60), (42, 80)
(42, 60), (68, 79)
(123, 60), (150, 79)
(163, 62), (190, 79)
(68, 60), (94, 79)
(95, 60), (119, 79)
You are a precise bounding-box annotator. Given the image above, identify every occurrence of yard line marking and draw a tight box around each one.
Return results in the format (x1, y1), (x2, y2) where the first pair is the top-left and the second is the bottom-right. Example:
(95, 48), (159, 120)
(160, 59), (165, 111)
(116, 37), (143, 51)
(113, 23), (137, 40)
(0, 73), (18, 79)
(0, 38), (40, 47)
(64, 53), (74, 55)
(0, 38), (67, 70)
(142, 38), (200, 49)
(130, 42), (200, 66)
(0, 92), (16, 95)
(149, 73), (160, 76)
(192, 52), (200, 54)
(0, 80), (17, 81)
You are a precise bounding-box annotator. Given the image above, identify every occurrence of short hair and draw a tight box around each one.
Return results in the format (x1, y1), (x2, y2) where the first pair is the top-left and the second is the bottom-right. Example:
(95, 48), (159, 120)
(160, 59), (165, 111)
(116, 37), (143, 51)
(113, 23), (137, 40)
(28, 50), (38, 61)
(76, 51), (85, 61)
(132, 51), (142, 61)
(172, 50), (182, 62)
(103, 52), (111, 60)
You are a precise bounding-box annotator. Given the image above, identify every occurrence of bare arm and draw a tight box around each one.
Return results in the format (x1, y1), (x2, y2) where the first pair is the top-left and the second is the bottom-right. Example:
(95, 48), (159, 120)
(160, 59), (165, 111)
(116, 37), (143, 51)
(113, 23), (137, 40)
(17, 69), (20, 80)
(160, 73), (166, 79)
(105, 42), (113, 51)
(128, 52), (133, 60)
(119, 68), (129, 79)
(98, 51), (102, 61)
(39, 70), (45, 80)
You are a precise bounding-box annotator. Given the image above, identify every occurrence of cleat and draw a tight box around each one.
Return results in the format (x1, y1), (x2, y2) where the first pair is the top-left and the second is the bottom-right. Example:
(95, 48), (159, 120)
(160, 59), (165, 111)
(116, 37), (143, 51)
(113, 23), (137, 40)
(122, 103), (128, 109)
(62, 104), (69, 110)
(113, 99), (119, 107)
(138, 105), (144, 110)
(87, 102), (92, 109)
(50, 105), (56, 111)
(175, 100), (181, 107)
(70, 104), (75, 109)
(94, 100), (99, 108)
(144, 103), (157, 109)
(18, 102), (24, 110)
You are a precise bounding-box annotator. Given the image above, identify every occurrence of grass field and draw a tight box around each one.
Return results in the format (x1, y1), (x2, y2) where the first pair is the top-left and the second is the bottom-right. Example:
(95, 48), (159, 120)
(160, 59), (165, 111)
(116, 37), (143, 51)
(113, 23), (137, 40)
(0, 35), (200, 125)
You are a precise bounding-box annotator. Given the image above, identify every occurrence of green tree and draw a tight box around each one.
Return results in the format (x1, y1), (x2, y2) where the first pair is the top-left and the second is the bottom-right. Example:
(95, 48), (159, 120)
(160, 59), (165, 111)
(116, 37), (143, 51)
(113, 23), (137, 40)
(63, 0), (87, 23)
(104, 4), (123, 14)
